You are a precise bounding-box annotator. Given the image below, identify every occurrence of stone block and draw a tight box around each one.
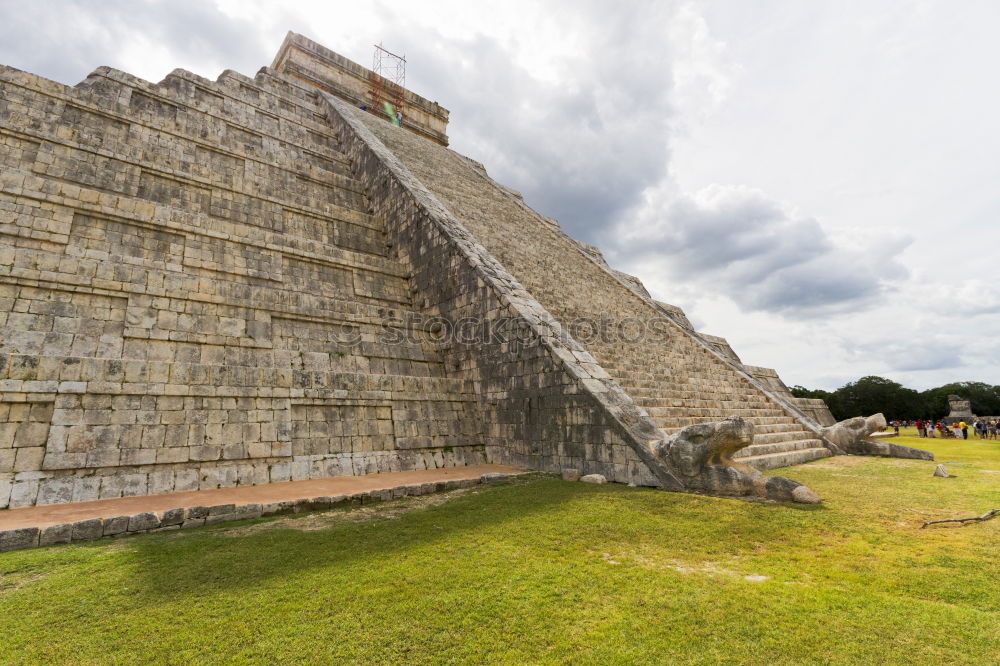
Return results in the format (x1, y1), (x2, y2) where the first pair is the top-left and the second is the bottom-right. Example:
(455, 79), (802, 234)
(13, 447), (45, 472)
(72, 476), (102, 502)
(103, 515), (130, 536)
(0, 476), (12, 509)
(128, 512), (160, 532)
(580, 474), (607, 485)
(204, 513), (236, 526)
(233, 503), (262, 520)
(561, 468), (582, 482)
(9, 479), (40, 508)
(39, 523), (73, 546)
(262, 500), (295, 516)
(160, 507), (185, 526)
(208, 503), (236, 516)
(36, 477), (75, 505)
(0, 527), (40, 552)
(174, 469), (200, 492)
(71, 518), (104, 541)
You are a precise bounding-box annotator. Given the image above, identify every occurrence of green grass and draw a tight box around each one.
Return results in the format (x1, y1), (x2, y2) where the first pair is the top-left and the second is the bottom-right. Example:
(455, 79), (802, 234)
(2, 432), (999, 665)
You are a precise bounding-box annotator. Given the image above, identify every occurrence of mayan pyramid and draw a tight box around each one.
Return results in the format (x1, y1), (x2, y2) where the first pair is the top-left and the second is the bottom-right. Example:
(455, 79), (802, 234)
(0, 32), (852, 510)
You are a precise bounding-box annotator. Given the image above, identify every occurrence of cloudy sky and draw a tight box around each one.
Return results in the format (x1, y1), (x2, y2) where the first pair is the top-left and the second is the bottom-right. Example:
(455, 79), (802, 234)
(2, 0), (997, 390)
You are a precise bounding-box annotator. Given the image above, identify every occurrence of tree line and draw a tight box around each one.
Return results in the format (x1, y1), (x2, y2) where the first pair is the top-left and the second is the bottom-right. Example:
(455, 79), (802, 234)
(789, 377), (1000, 422)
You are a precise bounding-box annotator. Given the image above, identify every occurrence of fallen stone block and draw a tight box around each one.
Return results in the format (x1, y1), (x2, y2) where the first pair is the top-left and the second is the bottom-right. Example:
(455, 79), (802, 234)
(580, 474), (607, 484)
(0, 527), (40, 552)
(791, 486), (821, 504)
(933, 464), (951, 478)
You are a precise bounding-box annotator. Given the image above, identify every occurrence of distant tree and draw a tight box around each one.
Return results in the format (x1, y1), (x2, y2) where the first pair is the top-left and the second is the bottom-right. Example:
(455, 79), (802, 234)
(920, 382), (1000, 419)
(789, 385), (829, 399)
(827, 376), (920, 421)
(788, 378), (1000, 421)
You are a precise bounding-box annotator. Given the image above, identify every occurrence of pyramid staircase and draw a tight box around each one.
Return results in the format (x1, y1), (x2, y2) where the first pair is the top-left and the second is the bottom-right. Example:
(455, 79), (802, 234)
(345, 109), (833, 472)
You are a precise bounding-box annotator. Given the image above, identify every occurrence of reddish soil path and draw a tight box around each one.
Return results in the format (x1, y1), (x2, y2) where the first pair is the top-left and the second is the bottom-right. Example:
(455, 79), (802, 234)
(0, 464), (525, 530)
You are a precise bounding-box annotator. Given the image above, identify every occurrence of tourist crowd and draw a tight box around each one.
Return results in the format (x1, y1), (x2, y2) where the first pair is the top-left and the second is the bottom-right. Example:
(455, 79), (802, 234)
(904, 419), (1000, 440)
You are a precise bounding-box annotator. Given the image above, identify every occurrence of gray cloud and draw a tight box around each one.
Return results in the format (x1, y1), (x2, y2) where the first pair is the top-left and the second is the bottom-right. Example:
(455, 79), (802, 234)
(610, 184), (910, 314)
(0, 0), (274, 85)
(854, 335), (962, 373)
(374, 0), (679, 245)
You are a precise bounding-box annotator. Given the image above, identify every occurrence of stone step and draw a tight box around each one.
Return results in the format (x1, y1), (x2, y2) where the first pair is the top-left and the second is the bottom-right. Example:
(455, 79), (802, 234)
(753, 430), (820, 445)
(646, 408), (790, 422)
(736, 447), (832, 471)
(656, 415), (807, 435)
(733, 438), (825, 458)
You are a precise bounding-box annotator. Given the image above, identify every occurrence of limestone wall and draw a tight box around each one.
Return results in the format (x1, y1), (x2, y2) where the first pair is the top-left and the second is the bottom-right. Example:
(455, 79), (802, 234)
(0, 63), (480, 508)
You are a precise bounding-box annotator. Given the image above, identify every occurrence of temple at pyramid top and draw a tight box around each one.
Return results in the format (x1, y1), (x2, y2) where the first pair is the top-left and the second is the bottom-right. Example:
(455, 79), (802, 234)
(272, 32), (450, 146)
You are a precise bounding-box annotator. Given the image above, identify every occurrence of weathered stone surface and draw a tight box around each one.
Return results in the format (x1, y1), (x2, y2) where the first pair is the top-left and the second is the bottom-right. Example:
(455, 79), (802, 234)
(262, 501), (295, 516)
(933, 464), (951, 478)
(946, 394), (975, 421)
(160, 508), (185, 526)
(71, 518), (104, 541)
(38, 523), (73, 546)
(791, 486), (822, 504)
(656, 417), (820, 503)
(561, 469), (582, 482)
(580, 474), (607, 485)
(480, 472), (509, 482)
(307, 497), (334, 510)
(1, 527), (40, 552)
(204, 513), (237, 526)
(821, 414), (934, 461)
(128, 512), (160, 532)
(103, 515), (130, 536)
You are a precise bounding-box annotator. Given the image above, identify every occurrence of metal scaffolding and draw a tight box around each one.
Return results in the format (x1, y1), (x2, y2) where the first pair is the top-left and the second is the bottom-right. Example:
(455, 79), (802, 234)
(372, 42), (406, 88)
(368, 43), (406, 126)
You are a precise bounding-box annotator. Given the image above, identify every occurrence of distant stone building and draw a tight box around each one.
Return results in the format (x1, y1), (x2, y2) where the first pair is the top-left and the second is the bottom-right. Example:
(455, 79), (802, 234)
(945, 394), (975, 424)
(0, 32), (842, 509)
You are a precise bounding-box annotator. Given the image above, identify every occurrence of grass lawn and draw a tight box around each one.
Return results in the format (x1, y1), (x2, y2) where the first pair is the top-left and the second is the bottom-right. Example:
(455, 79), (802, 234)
(2, 431), (999, 665)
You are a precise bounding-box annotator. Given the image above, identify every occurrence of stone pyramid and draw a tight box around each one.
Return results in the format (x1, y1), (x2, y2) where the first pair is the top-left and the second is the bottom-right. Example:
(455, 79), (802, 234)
(1, 32), (917, 510)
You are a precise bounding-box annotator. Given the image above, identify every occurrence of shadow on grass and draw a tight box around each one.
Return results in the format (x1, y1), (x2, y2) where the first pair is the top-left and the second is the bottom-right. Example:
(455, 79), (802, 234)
(121, 477), (581, 601)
